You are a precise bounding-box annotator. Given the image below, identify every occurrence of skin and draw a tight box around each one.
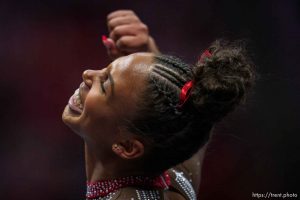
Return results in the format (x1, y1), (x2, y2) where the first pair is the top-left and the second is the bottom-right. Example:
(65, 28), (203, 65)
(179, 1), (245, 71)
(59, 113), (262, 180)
(62, 53), (155, 181)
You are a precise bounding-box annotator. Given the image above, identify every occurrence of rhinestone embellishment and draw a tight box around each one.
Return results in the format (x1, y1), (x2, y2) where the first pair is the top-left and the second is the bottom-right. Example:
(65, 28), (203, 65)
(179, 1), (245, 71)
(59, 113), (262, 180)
(172, 169), (196, 200)
(86, 191), (117, 200)
(86, 172), (170, 199)
(136, 189), (161, 200)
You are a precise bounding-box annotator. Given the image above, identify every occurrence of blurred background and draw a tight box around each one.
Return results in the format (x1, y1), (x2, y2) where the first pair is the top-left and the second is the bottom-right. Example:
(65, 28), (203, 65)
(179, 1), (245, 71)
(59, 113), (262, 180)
(0, 0), (299, 199)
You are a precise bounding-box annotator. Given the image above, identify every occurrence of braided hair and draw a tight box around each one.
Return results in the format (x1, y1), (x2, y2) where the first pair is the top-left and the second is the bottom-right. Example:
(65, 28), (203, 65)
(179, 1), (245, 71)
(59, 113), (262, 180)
(124, 40), (255, 173)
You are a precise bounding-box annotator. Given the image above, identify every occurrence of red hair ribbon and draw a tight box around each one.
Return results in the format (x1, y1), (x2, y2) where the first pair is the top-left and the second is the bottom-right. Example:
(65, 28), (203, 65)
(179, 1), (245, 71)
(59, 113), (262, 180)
(178, 81), (193, 108)
(198, 49), (212, 63)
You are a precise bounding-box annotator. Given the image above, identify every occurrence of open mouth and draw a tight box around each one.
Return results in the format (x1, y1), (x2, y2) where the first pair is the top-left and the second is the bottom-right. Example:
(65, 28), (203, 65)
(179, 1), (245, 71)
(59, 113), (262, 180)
(68, 89), (83, 114)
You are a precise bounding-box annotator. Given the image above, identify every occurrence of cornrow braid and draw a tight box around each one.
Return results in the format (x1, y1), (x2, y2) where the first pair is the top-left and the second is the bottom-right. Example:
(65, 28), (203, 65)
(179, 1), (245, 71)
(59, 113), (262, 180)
(150, 55), (193, 114)
(150, 73), (178, 113)
(152, 64), (186, 86)
(155, 55), (191, 74)
(154, 55), (193, 89)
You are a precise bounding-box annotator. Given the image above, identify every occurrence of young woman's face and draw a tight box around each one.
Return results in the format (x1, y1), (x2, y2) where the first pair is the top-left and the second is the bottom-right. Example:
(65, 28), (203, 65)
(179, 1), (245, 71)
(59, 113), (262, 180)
(62, 53), (153, 144)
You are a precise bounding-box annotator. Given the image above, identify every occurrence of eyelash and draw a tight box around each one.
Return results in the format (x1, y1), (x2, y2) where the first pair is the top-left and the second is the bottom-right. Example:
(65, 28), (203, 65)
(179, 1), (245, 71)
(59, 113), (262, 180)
(100, 72), (109, 94)
(100, 81), (106, 94)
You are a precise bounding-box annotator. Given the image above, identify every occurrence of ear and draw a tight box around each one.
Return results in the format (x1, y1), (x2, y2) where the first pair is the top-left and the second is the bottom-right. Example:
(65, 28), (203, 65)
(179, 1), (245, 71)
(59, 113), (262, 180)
(112, 139), (144, 159)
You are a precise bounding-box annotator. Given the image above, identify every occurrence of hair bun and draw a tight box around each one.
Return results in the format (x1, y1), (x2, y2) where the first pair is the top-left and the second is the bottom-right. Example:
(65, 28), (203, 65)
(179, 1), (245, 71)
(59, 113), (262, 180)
(191, 40), (255, 122)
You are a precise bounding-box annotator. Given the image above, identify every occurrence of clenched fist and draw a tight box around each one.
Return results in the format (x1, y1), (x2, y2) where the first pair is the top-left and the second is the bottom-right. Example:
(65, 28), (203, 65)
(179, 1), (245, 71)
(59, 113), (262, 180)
(103, 10), (159, 60)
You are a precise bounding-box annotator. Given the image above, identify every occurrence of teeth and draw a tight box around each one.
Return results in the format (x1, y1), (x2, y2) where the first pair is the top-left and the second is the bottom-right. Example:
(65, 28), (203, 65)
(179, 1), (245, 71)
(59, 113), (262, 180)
(74, 89), (82, 106)
(68, 87), (84, 114)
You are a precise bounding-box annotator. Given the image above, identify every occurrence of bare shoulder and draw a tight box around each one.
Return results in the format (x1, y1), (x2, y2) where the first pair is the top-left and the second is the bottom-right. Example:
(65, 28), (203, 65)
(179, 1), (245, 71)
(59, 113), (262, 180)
(173, 143), (208, 194)
(164, 190), (187, 200)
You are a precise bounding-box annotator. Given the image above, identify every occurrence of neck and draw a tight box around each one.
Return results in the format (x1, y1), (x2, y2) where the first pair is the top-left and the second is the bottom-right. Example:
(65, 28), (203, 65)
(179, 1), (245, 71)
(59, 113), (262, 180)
(84, 142), (147, 182)
(84, 142), (114, 182)
(84, 142), (171, 199)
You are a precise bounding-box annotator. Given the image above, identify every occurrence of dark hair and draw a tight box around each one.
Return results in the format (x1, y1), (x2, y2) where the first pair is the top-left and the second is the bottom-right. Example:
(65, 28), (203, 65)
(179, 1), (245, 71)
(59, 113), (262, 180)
(125, 40), (255, 173)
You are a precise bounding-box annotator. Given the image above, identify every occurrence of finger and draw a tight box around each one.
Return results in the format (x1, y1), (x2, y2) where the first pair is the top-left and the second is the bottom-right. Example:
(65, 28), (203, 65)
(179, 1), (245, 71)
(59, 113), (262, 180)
(116, 35), (149, 53)
(107, 10), (135, 21)
(107, 38), (119, 55)
(109, 24), (148, 41)
(102, 36), (120, 59)
(107, 43), (122, 60)
(102, 35), (114, 49)
(108, 15), (140, 32)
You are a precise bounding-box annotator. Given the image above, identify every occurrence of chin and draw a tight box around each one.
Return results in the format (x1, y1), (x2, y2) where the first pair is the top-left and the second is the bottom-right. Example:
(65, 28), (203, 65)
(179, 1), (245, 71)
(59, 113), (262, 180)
(62, 105), (82, 135)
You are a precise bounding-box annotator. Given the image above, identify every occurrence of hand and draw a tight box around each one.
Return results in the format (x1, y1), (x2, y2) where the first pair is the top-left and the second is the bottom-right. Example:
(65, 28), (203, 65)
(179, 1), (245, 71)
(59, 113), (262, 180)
(103, 10), (159, 60)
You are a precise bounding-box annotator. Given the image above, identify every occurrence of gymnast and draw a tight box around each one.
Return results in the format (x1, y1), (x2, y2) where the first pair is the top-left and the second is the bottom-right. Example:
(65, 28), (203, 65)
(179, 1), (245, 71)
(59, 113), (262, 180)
(62, 10), (255, 200)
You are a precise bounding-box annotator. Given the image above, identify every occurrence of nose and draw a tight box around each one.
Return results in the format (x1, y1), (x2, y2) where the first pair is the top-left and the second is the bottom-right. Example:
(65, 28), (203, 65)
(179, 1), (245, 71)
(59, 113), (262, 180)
(82, 69), (106, 88)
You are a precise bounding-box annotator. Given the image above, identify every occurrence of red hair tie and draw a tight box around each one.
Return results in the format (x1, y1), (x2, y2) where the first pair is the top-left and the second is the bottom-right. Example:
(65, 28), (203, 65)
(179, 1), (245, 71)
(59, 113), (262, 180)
(178, 81), (193, 108)
(198, 49), (212, 63)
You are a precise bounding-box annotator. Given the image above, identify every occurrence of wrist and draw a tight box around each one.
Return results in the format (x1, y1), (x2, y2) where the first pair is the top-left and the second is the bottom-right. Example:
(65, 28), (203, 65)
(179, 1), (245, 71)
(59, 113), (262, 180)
(147, 36), (160, 54)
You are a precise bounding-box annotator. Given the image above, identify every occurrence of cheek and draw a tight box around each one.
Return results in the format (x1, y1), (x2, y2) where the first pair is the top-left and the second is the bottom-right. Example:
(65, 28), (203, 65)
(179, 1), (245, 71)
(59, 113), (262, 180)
(111, 86), (139, 116)
(84, 92), (111, 117)
(81, 94), (117, 131)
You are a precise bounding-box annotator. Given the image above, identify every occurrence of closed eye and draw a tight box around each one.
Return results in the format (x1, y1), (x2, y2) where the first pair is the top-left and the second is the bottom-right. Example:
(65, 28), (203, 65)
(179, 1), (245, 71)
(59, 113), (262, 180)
(100, 71), (109, 94)
(100, 81), (106, 94)
(100, 69), (113, 96)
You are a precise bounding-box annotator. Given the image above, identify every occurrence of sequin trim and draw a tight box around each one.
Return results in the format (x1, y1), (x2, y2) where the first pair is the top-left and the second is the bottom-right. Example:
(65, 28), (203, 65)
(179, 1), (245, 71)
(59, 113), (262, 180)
(86, 191), (117, 200)
(172, 169), (196, 200)
(86, 172), (170, 199)
(136, 189), (161, 200)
